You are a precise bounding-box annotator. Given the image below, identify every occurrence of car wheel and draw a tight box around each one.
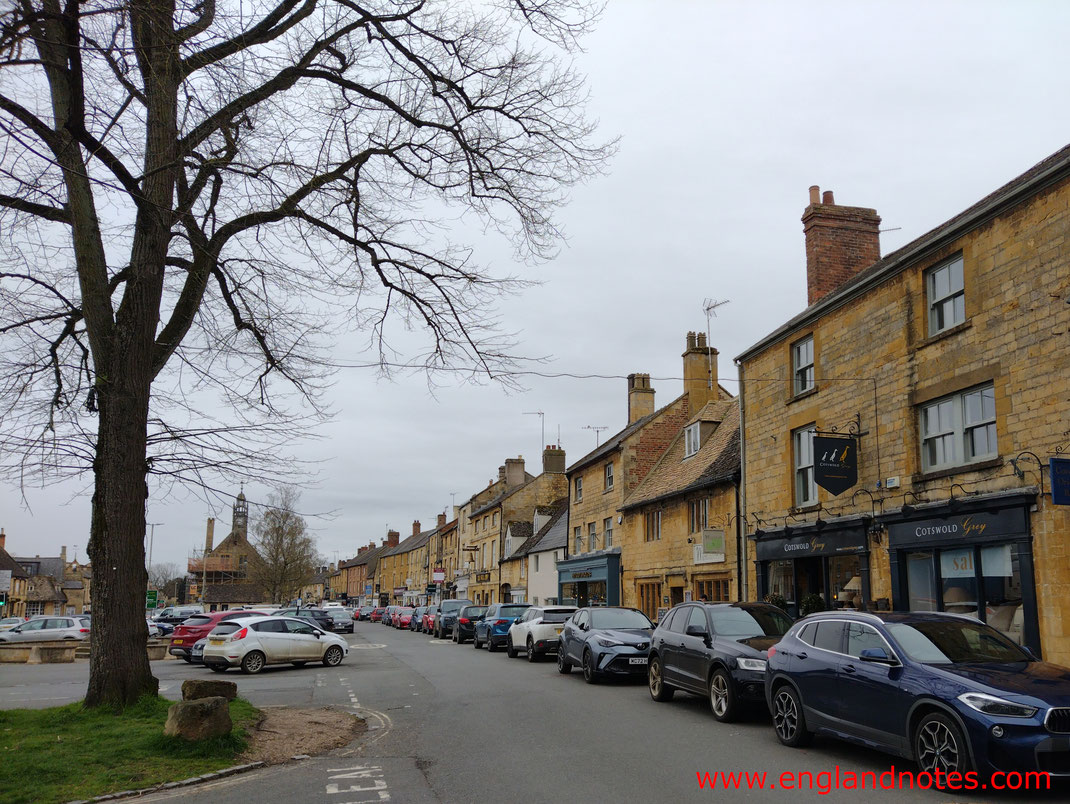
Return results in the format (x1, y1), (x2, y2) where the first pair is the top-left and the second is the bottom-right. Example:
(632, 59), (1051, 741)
(506, 636), (518, 658)
(709, 668), (737, 722)
(772, 684), (813, 747)
(209, 665), (228, 673)
(487, 636), (497, 653)
(581, 649), (598, 684)
(240, 650), (266, 675)
(473, 632), (482, 649)
(526, 637), (538, 663)
(648, 655), (674, 701)
(557, 647), (572, 674)
(323, 645), (344, 667)
(914, 711), (972, 774)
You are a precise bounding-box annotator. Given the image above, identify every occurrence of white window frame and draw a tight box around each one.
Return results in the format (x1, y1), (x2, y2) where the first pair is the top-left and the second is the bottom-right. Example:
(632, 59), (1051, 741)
(604, 462), (614, 490)
(793, 425), (817, 507)
(574, 526), (582, 553)
(920, 383), (997, 472)
(603, 517), (613, 548)
(926, 255), (965, 336)
(792, 335), (814, 395)
(574, 476), (583, 502)
(588, 522), (597, 552)
(684, 423), (701, 458)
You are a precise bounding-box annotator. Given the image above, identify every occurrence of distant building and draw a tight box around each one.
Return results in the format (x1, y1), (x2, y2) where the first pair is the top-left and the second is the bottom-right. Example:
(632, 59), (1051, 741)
(188, 490), (264, 610)
(11, 542), (92, 616)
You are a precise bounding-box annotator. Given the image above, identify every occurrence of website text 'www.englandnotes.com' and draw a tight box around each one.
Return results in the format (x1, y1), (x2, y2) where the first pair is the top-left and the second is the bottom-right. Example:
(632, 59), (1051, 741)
(696, 766), (1051, 793)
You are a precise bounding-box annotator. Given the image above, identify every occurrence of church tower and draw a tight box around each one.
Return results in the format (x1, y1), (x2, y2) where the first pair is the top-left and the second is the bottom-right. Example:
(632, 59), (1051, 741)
(232, 487), (248, 540)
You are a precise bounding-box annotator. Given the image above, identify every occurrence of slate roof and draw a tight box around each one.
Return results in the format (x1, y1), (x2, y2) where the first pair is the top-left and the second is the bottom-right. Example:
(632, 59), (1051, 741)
(204, 583), (263, 604)
(15, 556), (65, 580)
(737, 142), (1070, 361)
(523, 499), (569, 555)
(0, 549), (28, 578)
(383, 527), (435, 557)
(621, 399), (740, 511)
(502, 521), (534, 560)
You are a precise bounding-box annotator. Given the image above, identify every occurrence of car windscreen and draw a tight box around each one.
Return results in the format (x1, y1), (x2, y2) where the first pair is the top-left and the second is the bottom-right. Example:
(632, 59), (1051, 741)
(184, 616), (213, 626)
(710, 607), (793, 638)
(885, 620), (1029, 664)
(590, 609), (653, 630)
(210, 623), (242, 635)
(541, 610), (574, 624)
(499, 606), (529, 618)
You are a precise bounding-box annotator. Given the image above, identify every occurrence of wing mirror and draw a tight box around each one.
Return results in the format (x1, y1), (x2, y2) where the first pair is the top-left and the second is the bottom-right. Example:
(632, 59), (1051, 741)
(685, 625), (710, 642)
(858, 647), (897, 665)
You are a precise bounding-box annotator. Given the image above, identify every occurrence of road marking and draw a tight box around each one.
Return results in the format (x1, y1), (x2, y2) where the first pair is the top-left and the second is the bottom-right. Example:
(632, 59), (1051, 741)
(325, 764), (390, 801)
(348, 644), (386, 650)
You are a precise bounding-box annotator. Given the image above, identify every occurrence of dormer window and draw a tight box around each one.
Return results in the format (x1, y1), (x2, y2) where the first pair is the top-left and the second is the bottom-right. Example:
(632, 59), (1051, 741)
(684, 423), (701, 458)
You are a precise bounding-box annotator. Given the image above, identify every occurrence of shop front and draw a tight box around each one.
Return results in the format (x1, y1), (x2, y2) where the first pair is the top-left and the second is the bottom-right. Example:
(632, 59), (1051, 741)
(557, 548), (621, 608)
(754, 517), (870, 617)
(886, 491), (1039, 655)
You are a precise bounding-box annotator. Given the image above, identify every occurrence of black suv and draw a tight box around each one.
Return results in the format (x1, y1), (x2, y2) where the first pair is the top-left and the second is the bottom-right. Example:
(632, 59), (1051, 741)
(432, 599), (473, 639)
(453, 604), (487, 644)
(648, 602), (793, 722)
(273, 607), (333, 632)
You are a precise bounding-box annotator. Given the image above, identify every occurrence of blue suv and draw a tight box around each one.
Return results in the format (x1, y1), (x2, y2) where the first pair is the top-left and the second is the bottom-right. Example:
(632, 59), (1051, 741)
(473, 603), (531, 652)
(766, 610), (1070, 777)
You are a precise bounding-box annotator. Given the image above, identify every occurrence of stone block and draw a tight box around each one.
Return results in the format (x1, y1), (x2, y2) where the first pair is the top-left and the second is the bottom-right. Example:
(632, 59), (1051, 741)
(163, 697), (232, 741)
(181, 678), (238, 701)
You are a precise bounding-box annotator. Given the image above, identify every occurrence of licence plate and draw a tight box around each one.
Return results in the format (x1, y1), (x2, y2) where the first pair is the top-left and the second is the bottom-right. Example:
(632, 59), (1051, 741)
(209, 638), (224, 645)
(629, 657), (648, 665)
(173, 639), (184, 644)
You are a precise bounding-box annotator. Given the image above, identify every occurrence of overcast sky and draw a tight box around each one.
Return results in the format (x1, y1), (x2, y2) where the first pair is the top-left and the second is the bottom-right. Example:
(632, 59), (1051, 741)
(4, 0), (1070, 574)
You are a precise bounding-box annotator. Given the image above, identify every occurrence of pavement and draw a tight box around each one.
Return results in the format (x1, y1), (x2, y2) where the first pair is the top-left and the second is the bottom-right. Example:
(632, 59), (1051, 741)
(2, 625), (1066, 803)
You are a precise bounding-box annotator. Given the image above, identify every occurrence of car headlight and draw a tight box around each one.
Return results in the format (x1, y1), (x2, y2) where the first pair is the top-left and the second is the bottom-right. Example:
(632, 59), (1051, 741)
(596, 637), (624, 648)
(736, 657), (767, 672)
(957, 692), (1038, 718)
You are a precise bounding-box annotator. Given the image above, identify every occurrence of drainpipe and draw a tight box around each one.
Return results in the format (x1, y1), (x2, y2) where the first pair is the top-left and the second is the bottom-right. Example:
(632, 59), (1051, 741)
(736, 359), (749, 600)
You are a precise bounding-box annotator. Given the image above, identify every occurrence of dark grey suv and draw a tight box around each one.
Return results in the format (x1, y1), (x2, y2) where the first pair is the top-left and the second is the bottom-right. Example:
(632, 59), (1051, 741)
(433, 599), (473, 639)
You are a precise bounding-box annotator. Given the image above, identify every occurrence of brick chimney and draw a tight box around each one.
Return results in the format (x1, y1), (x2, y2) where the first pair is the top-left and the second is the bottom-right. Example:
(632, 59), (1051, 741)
(803, 186), (881, 305)
(437, 513), (447, 528)
(358, 545), (367, 555)
(627, 373), (655, 424)
(683, 331), (719, 409)
(498, 465), (506, 483)
(386, 529), (399, 548)
(505, 456), (526, 487)
(60, 545), (67, 565)
(0, 527), (5, 552)
(542, 444), (566, 474)
(205, 517), (215, 553)
(412, 520), (421, 537)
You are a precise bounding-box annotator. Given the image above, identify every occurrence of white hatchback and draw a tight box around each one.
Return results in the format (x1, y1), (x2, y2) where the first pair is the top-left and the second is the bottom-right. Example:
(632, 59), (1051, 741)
(201, 616), (349, 674)
(506, 606), (578, 661)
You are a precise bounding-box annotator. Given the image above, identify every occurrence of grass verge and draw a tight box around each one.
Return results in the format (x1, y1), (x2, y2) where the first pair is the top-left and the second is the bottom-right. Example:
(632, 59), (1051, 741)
(0, 695), (259, 804)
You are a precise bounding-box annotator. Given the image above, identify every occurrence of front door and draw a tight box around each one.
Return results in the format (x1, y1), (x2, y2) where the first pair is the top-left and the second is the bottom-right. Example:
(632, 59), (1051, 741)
(836, 622), (910, 751)
(253, 619), (291, 662)
(670, 587), (684, 607)
(285, 619), (323, 660)
(677, 606), (711, 692)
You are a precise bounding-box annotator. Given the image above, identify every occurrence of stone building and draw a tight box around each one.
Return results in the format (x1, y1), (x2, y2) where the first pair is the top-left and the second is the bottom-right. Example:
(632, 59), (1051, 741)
(736, 144), (1070, 663)
(619, 399), (740, 621)
(187, 491), (265, 609)
(378, 521), (436, 606)
(11, 543), (92, 616)
(498, 499), (568, 605)
(0, 530), (29, 617)
(560, 333), (728, 607)
(342, 536), (394, 606)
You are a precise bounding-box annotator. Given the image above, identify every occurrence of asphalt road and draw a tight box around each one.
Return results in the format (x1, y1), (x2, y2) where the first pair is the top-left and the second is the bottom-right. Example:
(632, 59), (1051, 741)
(3, 625), (1065, 803)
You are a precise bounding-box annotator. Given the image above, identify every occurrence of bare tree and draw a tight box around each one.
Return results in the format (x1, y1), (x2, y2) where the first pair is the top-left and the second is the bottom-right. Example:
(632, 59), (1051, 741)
(147, 562), (180, 590)
(250, 486), (317, 604)
(0, 0), (612, 706)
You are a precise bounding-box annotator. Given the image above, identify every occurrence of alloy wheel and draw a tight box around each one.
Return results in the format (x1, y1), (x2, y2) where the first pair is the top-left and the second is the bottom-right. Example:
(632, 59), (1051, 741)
(710, 672), (729, 718)
(773, 689), (798, 742)
(324, 645), (343, 666)
(916, 719), (962, 773)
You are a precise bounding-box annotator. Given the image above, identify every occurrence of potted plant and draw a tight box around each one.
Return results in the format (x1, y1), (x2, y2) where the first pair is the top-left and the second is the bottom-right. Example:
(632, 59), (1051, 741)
(800, 593), (826, 616)
(764, 593), (788, 611)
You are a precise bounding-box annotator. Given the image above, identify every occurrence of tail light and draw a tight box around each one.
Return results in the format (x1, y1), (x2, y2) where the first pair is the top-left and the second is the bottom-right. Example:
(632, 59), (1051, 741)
(459, 618), (470, 624)
(230, 627), (248, 641)
(79, 628), (90, 633)
(495, 619), (509, 626)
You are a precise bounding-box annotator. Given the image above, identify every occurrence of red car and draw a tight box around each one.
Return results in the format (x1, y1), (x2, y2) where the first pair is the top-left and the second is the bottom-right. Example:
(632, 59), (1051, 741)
(394, 607), (415, 629)
(169, 610), (266, 661)
(369, 607), (387, 623)
(420, 606), (438, 633)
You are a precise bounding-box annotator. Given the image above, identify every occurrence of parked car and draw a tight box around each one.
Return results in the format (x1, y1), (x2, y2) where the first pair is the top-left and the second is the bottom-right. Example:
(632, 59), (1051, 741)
(506, 606), (577, 660)
(0, 617), (26, 631)
(146, 618), (160, 638)
(272, 607), (333, 632)
(154, 621), (175, 637)
(474, 603), (532, 651)
(409, 607), (426, 631)
(766, 610), (1070, 776)
(190, 637), (207, 664)
(0, 616), (90, 642)
(369, 607), (386, 623)
(452, 605), (487, 644)
(648, 602), (792, 721)
(382, 605), (398, 626)
(326, 608), (354, 634)
(169, 610), (267, 661)
(557, 607), (653, 684)
(394, 607), (415, 629)
(421, 606), (438, 634)
(358, 606), (375, 621)
(433, 599), (473, 639)
(202, 615), (348, 674)
(152, 605), (205, 625)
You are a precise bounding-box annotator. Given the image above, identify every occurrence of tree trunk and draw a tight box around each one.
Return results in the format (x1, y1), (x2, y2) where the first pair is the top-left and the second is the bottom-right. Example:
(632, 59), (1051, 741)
(84, 364), (159, 707)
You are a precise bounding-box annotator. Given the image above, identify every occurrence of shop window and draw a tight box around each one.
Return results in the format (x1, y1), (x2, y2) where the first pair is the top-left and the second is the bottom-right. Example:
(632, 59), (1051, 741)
(793, 425), (817, 506)
(768, 559), (795, 604)
(644, 511), (661, 542)
(920, 384), (996, 471)
(829, 554), (862, 609)
(603, 517), (613, 548)
(792, 335), (814, 395)
(926, 255), (965, 335)
(696, 579), (730, 602)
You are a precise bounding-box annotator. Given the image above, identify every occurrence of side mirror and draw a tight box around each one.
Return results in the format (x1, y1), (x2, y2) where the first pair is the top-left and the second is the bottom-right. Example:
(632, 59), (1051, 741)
(685, 625), (709, 639)
(314, 631), (322, 638)
(859, 647), (897, 664)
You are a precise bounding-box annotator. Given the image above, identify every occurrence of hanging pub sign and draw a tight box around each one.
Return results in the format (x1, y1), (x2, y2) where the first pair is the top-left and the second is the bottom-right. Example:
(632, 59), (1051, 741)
(813, 435), (858, 495)
(1051, 458), (1070, 506)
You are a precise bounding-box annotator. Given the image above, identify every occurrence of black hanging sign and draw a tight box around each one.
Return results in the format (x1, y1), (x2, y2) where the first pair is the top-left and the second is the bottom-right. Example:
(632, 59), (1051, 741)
(813, 435), (858, 495)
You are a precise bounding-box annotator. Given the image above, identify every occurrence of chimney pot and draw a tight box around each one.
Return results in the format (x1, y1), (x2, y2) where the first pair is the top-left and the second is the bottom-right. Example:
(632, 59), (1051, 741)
(683, 331), (720, 408)
(412, 520), (421, 537)
(437, 513), (447, 528)
(543, 444), (566, 474)
(822, 190), (835, 205)
(809, 185), (821, 205)
(802, 188), (881, 306)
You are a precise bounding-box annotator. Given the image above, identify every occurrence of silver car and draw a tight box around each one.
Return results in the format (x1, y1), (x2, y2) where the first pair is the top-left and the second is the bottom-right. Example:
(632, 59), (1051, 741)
(202, 615), (348, 674)
(0, 617), (24, 631)
(0, 616), (90, 642)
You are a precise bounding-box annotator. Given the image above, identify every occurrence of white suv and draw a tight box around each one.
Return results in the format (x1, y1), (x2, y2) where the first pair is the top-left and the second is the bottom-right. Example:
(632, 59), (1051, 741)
(202, 616), (348, 674)
(506, 606), (577, 661)
(0, 616), (90, 642)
